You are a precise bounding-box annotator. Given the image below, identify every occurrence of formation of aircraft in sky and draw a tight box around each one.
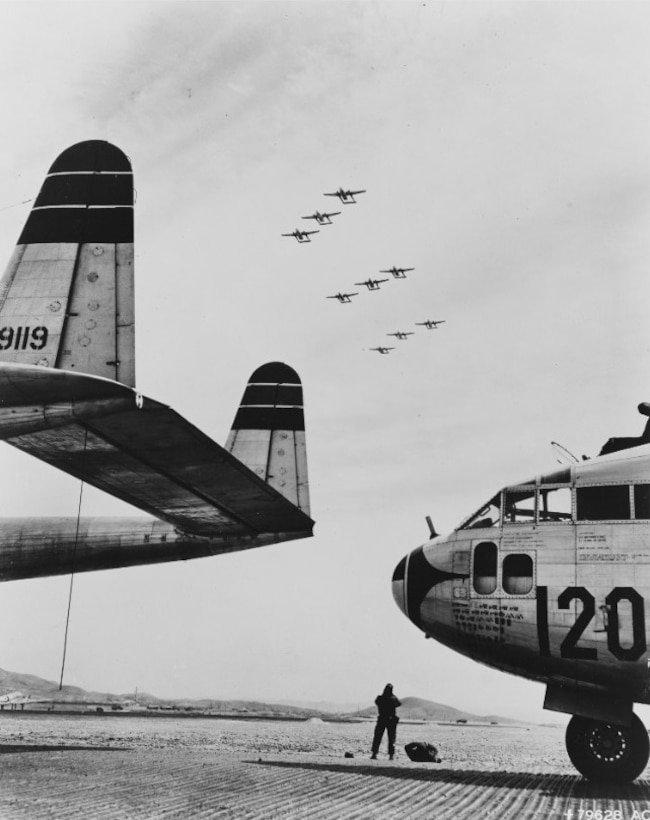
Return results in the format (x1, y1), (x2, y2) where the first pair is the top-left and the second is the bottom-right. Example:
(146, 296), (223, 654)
(328, 268), (407, 303)
(282, 187), (365, 242)
(324, 261), (447, 352)
(282, 187), (431, 345)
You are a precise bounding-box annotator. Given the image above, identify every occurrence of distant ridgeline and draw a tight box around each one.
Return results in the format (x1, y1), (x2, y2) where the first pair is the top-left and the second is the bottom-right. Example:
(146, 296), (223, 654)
(0, 670), (521, 723)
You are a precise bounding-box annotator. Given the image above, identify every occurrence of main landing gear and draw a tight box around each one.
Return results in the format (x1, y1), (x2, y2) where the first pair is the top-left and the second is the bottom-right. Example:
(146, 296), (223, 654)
(566, 713), (649, 782)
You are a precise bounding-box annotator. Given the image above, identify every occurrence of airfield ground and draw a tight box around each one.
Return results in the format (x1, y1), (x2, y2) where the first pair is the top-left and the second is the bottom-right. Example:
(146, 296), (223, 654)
(1, 713), (650, 818)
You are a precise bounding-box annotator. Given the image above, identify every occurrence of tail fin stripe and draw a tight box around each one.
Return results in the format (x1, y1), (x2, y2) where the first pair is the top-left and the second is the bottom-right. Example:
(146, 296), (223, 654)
(36, 174), (132, 208)
(231, 407), (304, 431)
(242, 384), (303, 405)
(47, 171), (133, 177)
(18, 208), (133, 244)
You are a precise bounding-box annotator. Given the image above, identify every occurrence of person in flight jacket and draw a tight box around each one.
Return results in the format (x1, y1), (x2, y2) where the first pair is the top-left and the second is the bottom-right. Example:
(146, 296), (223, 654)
(371, 683), (401, 760)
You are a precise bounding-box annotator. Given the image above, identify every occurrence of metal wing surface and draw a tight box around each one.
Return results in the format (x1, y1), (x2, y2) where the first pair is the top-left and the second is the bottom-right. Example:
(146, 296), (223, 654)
(0, 364), (314, 538)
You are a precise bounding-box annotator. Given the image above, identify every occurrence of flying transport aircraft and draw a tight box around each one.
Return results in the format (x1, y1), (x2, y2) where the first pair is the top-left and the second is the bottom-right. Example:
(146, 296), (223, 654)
(393, 403), (650, 782)
(324, 188), (366, 205)
(326, 292), (358, 304)
(380, 266), (414, 279)
(416, 320), (446, 330)
(355, 278), (389, 291)
(281, 229), (319, 243)
(301, 211), (340, 226)
(387, 332), (414, 341)
(370, 347), (394, 355)
(0, 140), (313, 583)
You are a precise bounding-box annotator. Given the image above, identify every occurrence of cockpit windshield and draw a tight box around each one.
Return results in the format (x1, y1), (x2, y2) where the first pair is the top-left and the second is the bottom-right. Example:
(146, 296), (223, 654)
(458, 484), (574, 530)
(503, 487), (536, 524)
(458, 494), (501, 530)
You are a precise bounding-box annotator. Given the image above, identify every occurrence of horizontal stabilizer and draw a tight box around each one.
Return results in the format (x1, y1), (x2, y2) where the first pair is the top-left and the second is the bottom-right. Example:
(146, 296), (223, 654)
(0, 363), (314, 539)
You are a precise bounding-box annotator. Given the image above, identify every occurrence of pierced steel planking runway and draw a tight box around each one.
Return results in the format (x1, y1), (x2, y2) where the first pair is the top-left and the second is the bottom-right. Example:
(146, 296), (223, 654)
(1, 714), (650, 818)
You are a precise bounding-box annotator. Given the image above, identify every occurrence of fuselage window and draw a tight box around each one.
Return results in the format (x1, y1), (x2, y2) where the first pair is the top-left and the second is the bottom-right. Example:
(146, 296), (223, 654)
(502, 553), (533, 595)
(504, 488), (535, 524)
(538, 487), (572, 523)
(473, 541), (497, 595)
(634, 485), (650, 519)
(576, 485), (630, 521)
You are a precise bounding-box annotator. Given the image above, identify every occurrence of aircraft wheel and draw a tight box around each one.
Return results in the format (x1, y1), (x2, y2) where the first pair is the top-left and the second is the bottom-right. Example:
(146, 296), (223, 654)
(565, 714), (649, 782)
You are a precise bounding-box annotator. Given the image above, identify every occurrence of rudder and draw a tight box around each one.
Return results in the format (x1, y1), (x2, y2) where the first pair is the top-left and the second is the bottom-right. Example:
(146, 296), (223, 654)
(226, 362), (310, 516)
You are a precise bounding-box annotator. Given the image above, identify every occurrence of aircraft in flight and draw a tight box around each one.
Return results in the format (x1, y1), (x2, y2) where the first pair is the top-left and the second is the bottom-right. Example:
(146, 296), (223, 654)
(393, 403), (650, 782)
(380, 266), (414, 279)
(416, 320), (446, 329)
(325, 293), (359, 305)
(301, 211), (341, 226)
(387, 332), (414, 341)
(355, 278), (389, 291)
(0, 140), (313, 584)
(282, 229), (319, 243)
(324, 188), (366, 205)
(326, 292), (358, 304)
(370, 346), (394, 355)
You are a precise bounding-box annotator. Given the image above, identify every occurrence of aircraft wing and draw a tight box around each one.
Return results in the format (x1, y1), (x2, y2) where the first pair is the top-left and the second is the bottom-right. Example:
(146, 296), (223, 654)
(0, 363), (314, 538)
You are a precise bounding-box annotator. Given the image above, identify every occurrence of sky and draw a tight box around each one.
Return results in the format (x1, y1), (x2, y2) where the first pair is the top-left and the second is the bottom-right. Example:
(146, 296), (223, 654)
(0, 0), (648, 723)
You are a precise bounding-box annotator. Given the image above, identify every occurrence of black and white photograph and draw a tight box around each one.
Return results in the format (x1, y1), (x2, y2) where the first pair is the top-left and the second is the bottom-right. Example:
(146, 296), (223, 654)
(0, 1), (650, 816)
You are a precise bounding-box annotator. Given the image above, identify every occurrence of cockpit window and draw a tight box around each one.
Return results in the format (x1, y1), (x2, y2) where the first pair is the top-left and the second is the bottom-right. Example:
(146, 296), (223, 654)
(576, 485), (630, 521)
(459, 495), (501, 530)
(635, 485), (650, 519)
(538, 487), (572, 523)
(504, 488), (535, 524)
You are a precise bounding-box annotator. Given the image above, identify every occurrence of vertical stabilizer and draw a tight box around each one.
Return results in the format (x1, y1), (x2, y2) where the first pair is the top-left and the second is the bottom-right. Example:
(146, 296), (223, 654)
(0, 140), (135, 386)
(226, 362), (310, 516)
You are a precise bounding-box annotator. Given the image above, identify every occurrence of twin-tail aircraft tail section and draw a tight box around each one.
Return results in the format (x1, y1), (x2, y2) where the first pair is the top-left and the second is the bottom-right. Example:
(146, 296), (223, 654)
(226, 362), (310, 517)
(0, 140), (315, 581)
(0, 140), (135, 386)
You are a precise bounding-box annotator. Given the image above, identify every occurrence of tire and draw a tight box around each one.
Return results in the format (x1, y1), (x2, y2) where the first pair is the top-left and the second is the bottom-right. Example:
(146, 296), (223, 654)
(565, 713), (649, 782)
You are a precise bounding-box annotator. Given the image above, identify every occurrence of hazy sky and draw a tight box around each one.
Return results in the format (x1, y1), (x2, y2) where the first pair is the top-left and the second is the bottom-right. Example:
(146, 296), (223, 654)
(0, 1), (649, 723)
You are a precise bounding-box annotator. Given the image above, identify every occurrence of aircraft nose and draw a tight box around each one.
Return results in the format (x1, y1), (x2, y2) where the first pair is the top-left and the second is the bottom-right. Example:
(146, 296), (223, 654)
(392, 544), (466, 630)
(392, 555), (408, 617)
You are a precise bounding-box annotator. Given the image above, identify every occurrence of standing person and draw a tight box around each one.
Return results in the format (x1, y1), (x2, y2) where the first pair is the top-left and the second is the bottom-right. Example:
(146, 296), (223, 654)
(371, 683), (401, 760)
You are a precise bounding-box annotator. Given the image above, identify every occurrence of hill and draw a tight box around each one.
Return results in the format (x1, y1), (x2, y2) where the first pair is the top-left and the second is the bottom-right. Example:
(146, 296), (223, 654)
(0, 668), (521, 723)
(351, 696), (521, 724)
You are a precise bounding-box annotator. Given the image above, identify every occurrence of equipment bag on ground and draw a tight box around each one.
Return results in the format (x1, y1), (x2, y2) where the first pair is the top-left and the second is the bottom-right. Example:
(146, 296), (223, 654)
(404, 741), (441, 762)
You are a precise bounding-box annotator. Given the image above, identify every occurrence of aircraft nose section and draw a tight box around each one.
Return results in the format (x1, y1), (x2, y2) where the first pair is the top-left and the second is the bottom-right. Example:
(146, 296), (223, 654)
(392, 544), (467, 630)
(392, 555), (408, 617)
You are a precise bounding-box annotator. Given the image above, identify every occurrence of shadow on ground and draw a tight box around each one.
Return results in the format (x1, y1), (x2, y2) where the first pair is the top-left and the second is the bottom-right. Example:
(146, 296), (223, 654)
(0, 743), (130, 754)
(249, 759), (650, 799)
